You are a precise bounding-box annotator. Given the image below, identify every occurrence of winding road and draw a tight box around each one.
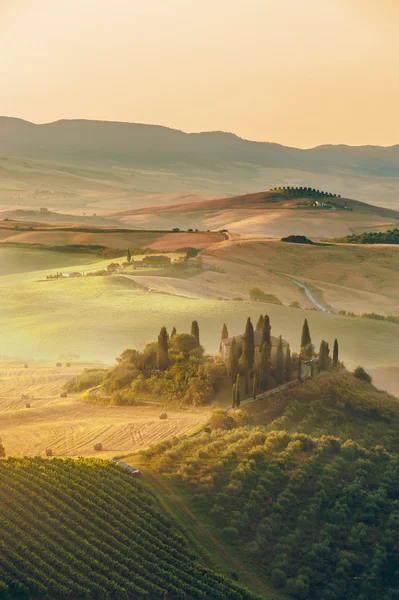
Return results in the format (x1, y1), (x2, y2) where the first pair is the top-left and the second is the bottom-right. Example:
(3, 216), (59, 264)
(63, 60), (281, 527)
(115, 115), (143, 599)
(287, 277), (326, 311)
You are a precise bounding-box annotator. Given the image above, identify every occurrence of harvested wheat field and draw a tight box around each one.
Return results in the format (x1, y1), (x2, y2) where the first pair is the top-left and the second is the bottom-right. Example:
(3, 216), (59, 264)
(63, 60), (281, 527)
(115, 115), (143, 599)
(0, 361), (210, 458)
(0, 227), (224, 250)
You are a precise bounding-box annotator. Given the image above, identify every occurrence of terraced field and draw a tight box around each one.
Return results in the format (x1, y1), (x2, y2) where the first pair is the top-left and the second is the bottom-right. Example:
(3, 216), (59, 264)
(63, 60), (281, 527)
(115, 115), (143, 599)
(0, 361), (209, 458)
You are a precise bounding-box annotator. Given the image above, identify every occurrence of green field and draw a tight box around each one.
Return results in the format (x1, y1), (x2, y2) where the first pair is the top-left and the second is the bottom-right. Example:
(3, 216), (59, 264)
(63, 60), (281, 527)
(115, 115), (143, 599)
(1, 266), (398, 368)
(0, 247), (92, 276)
(0, 457), (258, 599)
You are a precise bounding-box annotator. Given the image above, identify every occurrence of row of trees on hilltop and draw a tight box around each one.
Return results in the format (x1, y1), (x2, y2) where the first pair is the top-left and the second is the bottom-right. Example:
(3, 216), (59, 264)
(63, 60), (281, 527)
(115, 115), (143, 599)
(271, 186), (341, 198)
(222, 316), (339, 408)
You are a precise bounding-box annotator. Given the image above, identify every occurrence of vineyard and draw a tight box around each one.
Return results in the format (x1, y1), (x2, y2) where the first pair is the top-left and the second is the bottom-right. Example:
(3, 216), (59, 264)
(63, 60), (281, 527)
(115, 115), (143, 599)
(0, 457), (259, 599)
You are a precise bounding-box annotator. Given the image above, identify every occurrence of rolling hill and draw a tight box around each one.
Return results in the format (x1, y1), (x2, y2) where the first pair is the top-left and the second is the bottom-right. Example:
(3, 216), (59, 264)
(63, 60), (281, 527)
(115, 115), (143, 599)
(114, 189), (399, 238)
(139, 370), (399, 600)
(1, 117), (398, 213)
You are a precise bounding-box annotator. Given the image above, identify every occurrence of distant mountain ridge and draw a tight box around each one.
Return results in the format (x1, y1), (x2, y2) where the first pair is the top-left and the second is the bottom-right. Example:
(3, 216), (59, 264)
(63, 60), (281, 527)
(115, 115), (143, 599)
(1, 116), (398, 177)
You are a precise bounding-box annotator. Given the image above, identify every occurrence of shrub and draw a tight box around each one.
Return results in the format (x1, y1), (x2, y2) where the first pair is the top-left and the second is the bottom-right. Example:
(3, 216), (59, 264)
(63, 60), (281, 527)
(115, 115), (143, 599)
(249, 288), (282, 305)
(64, 369), (106, 393)
(271, 569), (287, 588)
(353, 366), (372, 383)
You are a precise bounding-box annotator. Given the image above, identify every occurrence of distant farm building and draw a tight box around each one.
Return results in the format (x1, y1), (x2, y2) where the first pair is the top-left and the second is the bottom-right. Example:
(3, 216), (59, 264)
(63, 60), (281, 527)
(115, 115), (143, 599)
(62, 272), (82, 278)
(143, 255), (171, 267)
(220, 331), (288, 361)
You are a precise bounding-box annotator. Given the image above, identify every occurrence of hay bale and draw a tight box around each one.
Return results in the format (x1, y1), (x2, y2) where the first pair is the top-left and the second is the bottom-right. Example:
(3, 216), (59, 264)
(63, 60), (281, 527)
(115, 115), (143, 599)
(24, 363), (29, 369)
(94, 442), (103, 451)
(46, 449), (53, 457)
(56, 362), (62, 367)
(159, 412), (168, 420)
(60, 391), (67, 398)
(66, 362), (71, 367)
(25, 402), (31, 409)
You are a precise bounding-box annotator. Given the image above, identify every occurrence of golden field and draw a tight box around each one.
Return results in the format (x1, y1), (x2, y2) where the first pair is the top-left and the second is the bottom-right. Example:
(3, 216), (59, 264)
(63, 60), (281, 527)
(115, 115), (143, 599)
(0, 361), (209, 458)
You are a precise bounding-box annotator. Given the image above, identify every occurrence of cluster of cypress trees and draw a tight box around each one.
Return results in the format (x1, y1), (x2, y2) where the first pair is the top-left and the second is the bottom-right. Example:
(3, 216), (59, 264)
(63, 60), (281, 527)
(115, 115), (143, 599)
(155, 320), (201, 371)
(226, 316), (339, 409)
(157, 316), (339, 408)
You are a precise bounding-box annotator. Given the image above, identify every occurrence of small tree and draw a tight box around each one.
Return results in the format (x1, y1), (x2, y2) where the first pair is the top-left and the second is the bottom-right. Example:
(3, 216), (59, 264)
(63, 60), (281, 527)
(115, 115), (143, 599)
(318, 340), (330, 371)
(276, 336), (284, 385)
(333, 338), (339, 368)
(284, 343), (292, 382)
(126, 248), (132, 263)
(220, 323), (229, 353)
(261, 315), (271, 347)
(156, 327), (169, 371)
(191, 320), (200, 347)
(354, 366), (372, 383)
(301, 318), (312, 358)
(232, 383), (236, 409)
(259, 342), (271, 391)
(242, 317), (255, 373)
(0, 438), (5, 458)
(170, 333), (199, 357)
(256, 314), (264, 331)
(171, 326), (177, 339)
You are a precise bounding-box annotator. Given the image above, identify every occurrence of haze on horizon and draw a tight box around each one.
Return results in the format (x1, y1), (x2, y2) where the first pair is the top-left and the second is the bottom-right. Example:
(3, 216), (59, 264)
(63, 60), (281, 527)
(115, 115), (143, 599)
(1, 0), (398, 149)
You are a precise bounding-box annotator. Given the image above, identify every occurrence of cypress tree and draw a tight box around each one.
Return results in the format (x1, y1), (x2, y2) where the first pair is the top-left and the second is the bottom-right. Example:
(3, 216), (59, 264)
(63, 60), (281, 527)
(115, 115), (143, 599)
(301, 318), (312, 357)
(235, 374), (241, 407)
(256, 314), (264, 332)
(227, 337), (240, 384)
(191, 320), (200, 347)
(242, 317), (255, 372)
(276, 336), (284, 385)
(259, 342), (271, 391)
(126, 248), (132, 262)
(220, 323), (229, 353)
(252, 375), (257, 399)
(232, 384), (236, 409)
(298, 355), (302, 381)
(157, 327), (169, 371)
(284, 343), (292, 382)
(171, 327), (177, 338)
(261, 315), (271, 348)
(333, 338), (339, 368)
(318, 340), (326, 371)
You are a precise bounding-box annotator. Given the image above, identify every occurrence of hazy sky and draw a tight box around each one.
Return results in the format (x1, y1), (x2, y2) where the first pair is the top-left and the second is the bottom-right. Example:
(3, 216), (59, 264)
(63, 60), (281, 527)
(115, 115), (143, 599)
(1, 0), (398, 147)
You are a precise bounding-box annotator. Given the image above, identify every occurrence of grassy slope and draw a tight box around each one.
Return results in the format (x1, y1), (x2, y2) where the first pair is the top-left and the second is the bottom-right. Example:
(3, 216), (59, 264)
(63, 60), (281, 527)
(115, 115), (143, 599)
(245, 369), (399, 452)
(0, 247), (92, 276)
(0, 457), (259, 599)
(199, 237), (399, 315)
(1, 269), (399, 367)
